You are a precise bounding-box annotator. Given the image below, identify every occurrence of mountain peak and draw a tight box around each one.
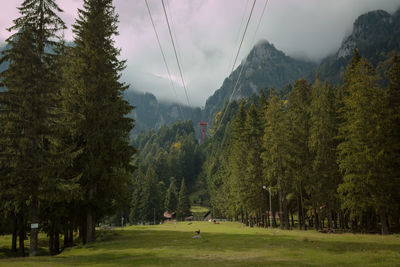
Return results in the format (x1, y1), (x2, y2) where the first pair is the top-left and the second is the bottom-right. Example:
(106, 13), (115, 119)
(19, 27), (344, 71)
(337, 9), (393, 59)
(245, 40), (283, 63)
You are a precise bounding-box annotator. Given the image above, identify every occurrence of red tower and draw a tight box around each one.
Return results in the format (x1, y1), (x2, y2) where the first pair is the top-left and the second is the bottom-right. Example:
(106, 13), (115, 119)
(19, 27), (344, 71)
(199, 122), (208, 145)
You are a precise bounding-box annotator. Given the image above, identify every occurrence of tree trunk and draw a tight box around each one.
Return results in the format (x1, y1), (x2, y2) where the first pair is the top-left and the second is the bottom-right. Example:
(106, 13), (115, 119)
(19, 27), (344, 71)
(86, 182), (96, 243)
(333, 211), (338, 229)
(69, 226), (74, 245)
(64, 228), (69, 247)
(54, 231), (60, 254)
(272, 203), (277, 228)
(297, 194), (303, 230)
(49, 229), (54, 256)
(282, 197), (289, 230)
(380, 210), (389, 235)
(314, 207), (319, 231)
(327, 208), (332, 229)
(80, 215), (87, 244)
(291, 210), (295, 228)
(12, 216), (17, 252)
(278, 188), (283, 230)
(300, 184), (306, 230)
(18, 215), (25, 257)
(86, 207), (95, 243)
(29, 196), (38, 256)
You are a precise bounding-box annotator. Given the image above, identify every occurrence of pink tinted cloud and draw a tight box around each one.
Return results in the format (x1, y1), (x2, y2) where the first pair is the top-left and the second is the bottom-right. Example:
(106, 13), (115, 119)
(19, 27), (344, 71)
(1, 0), (400, 106)
(0, 0), (82, 41)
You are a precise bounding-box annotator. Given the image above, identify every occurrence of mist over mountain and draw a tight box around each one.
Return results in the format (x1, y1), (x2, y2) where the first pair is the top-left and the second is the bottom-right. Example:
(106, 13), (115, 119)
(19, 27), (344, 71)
(2, 7), (400, 136)
(124, 89), (201, 136)
(317, 8), (400, 84)
(202, 41), (317, 124)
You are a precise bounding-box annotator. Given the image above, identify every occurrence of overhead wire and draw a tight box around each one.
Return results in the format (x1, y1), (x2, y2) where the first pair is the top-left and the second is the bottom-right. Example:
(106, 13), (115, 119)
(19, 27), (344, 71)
(144, 0), (184, 119)
(230, 0), (270, 101)
(209, 0), (259, 136)
(210, 0), (270, 136)
(161, 0), (191, 107)
(226, 0), (251, 77)
(166, 0), (187, 91)
(229, 0), (257, 75)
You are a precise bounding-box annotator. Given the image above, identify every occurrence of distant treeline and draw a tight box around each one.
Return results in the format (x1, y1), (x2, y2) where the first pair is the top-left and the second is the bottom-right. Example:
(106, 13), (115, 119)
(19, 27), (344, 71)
(126, 120), (205, 225)
(203, 50), (400, 235)
(0, 0), (134, 257)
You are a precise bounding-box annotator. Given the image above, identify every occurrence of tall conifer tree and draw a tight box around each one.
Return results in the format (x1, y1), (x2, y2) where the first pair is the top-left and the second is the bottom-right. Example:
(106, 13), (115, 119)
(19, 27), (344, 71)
(64, 0), (135, 242)
(309, 77), (340, 230)
(338, 52), (392, 234)
(288, 79), (312, 230)
(177, 179), (191, 221)
(165, 177), (178, 213)
(244, 104), (264, 217)
(229, 103), (249, 219)
(262, 93), (292, 229)
(0, 0), (66, 256)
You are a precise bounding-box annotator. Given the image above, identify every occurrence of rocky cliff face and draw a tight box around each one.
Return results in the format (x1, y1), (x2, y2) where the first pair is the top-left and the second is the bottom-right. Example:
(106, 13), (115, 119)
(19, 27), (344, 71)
(124, 90), (201, 136)
(317, 8), (400, 85)
(202, 40), (317, 124)
(337, 10), (394, 59)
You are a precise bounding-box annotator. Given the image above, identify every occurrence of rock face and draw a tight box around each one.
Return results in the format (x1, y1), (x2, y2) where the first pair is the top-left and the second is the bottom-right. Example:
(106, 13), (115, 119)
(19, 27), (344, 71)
(124, 90), (201, 136)
(202, 40), (316, 124)
(318, 8), (400, 85)
(337, 10), (394, 59)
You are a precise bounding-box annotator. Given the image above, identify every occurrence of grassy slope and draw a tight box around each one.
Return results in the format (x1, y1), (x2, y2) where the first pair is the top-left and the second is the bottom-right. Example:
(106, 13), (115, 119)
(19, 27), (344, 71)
(0, 222), (399, 266)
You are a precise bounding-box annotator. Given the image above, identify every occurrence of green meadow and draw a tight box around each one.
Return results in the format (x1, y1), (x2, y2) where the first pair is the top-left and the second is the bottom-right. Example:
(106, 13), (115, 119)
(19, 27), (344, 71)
(0, 221), (399, 266)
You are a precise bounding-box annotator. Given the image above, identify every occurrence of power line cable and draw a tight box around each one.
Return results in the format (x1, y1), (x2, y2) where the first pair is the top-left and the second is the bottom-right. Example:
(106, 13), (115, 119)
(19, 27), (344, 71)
(210, 0), (270, 136)
(226, 0), (251, 77)
(230, 0), (257, 75)
(161, 0), (191, 107)
(230, 0), (270, 101)
(166, 0), (187, 90)
(144, 0), (184, 118)
(210, 0), (258, 135)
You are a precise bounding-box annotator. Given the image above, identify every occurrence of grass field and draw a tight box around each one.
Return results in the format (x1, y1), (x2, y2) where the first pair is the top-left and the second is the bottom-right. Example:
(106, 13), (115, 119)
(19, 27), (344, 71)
(0, 221), (399, 266)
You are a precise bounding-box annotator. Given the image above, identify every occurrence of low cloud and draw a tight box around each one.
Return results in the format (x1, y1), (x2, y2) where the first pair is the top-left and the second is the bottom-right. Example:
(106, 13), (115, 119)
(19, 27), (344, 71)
(1, 0), (399, 106)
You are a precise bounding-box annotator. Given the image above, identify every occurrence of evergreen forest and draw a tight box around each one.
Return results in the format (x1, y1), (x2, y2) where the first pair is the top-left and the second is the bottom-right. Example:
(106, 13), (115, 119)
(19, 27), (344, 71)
(0, 0), (399, 260)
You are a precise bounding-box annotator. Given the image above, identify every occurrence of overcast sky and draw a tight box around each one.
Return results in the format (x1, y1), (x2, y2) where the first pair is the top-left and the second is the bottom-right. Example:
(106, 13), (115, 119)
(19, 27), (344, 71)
(1, 0), (399, 106)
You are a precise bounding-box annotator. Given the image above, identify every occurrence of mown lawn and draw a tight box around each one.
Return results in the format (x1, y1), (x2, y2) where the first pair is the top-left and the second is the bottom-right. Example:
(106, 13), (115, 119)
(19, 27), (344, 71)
(0, 221), (399, 266)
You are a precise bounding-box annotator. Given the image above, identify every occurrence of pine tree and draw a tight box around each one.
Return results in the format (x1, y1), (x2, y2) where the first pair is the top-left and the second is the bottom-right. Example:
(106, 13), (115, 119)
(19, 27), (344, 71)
(243, 104), (264, 219)
(139, 168), (162, 223)
(164, 177), (178, 213)
(0, 0), (66, 256)
(229, 103), (248, 218)
(177, 179), (191, 221)
(288, 79), (312, 230)
(385, 52), (400, 229)
(64, 0), (135, 242)
(309, 76), (340, 230)
(337, 52), (392, 234)
(262, 93), (292, 229)
(129, 168), (145, 224)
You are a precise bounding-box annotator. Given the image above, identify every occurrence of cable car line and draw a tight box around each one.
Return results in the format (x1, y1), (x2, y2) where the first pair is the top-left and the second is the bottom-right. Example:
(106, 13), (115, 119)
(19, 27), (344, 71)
(210, 0), (261, 136)
(230, 0), (270, 102)
(166, 0), (187, 88)
(161, 0), (191, 107)
(230, 0), (257, 75)
(226, 0), (251, 77)
(144, 0), (184, 119)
